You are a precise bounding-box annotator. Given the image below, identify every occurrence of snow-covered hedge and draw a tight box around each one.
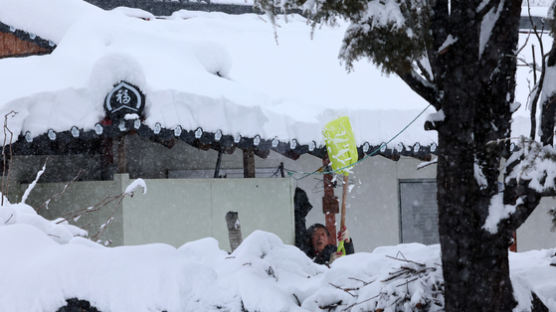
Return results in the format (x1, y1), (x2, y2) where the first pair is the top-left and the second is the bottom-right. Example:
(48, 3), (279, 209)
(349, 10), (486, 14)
(0, 199), (554, 312)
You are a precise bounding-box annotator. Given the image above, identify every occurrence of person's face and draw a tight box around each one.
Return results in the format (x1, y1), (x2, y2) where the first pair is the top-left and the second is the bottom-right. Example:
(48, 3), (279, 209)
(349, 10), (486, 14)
(311, 228), (329, 253)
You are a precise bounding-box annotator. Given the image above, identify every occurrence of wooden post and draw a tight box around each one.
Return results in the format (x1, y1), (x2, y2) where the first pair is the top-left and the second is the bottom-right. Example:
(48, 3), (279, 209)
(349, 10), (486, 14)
(243, 149), (255, 178)
(117, 136), (127, 174)
(225, 211), (242, 252)
(100, 137), (114, 180)
(214, 149), (223, 178)
(322, 157), (338, 245)
(510, 232), (517, 252)
(340, 174), (349, 231)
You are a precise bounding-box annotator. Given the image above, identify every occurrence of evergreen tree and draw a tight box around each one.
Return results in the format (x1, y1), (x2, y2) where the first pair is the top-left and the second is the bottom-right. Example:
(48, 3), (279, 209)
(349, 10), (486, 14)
(254, 0), (555, 310)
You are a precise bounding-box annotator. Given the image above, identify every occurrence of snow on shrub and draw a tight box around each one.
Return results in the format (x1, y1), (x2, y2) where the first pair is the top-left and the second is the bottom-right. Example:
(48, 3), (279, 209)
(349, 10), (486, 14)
(0, 195), (553, 311)
(0, 198), (86, 244)
(303, 244), (444, 312)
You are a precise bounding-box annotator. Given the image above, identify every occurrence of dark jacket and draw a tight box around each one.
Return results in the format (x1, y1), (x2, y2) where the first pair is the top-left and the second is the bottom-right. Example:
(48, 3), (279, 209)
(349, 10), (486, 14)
(294, 187), (313, 255)
(309, 241), (355, 265)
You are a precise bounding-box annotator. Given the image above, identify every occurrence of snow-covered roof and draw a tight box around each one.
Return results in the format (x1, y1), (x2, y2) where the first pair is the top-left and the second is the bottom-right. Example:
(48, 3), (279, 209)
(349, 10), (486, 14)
(0, 0), (435, 152)
(521, 5), (553, 18)
(0, 0), (102, 44)
(0, 0), (547, 156)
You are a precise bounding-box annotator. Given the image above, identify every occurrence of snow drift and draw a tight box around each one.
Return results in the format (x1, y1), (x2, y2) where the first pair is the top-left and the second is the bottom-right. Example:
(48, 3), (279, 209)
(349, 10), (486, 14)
(0, 198), (554, 312)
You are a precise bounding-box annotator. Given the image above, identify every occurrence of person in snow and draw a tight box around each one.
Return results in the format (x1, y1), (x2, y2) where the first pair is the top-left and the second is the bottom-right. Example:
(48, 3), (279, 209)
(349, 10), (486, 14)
(307, 223), (354, 265)
(294, 187), (354, 265)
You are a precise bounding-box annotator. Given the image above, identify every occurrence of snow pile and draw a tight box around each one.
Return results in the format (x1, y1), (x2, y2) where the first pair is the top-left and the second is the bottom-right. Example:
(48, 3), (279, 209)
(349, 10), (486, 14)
(0, 223), (321, 311)
(511, 249), (556, 311)
(1, 204), (554, 312)
(302, 244), (444, 312)
(0, 198), (86, 244)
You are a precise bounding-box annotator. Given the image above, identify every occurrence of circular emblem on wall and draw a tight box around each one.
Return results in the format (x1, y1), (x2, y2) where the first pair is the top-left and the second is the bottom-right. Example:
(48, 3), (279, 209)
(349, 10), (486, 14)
(104, 81), (145, 121)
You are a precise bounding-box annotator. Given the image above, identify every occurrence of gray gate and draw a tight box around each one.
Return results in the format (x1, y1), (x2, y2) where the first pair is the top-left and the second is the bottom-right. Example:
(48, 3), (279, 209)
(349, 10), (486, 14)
(399, 180), (439, 244)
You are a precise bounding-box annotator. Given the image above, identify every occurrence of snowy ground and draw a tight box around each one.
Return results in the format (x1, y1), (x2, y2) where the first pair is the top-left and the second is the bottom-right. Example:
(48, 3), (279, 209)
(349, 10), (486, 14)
(1, 198), (555, 312)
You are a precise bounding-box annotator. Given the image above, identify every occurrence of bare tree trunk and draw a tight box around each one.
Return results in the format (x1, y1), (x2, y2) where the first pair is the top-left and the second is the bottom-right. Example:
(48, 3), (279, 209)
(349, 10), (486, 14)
(438, 151), (515, 310)
(431, 1), (525, 310)
(540, 40), (556, 145)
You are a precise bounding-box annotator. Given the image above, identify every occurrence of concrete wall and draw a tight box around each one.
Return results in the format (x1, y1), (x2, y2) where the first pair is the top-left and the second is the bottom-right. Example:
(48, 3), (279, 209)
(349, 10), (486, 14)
(20, 176), (123, 245)
(122, 175), (295, 251)
(17, 173), (295, 250)
(10, 134), (556, 252)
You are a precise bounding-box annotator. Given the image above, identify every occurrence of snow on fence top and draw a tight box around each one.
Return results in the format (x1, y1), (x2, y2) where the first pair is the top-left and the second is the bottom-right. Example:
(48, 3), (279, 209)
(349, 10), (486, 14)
(0, 0), (542, 152)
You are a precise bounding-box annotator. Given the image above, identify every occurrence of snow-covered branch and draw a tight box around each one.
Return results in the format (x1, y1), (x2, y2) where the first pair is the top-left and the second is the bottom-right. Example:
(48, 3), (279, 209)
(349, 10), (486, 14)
(22, 160), (47, 205)
(505, 140), (556, 194)
(488, 139), (556, 232)
(57, 179), (147, 226)
(1, 110), (16, 206)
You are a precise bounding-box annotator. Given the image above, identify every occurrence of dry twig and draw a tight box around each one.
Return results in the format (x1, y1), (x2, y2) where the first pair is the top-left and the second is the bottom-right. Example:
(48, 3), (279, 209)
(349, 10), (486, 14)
(1, 111), (16, 206)
(37, 169), (85, 213)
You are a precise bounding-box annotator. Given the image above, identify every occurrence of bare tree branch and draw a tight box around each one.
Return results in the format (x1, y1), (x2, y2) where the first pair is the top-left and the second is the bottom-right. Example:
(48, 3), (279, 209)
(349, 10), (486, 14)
(526, 0), (548, 141)
(1, 111), (16, 206)
(504, 182), (542, 231)
(37, 169), (85, 213)
(540, 41), (556, 145)
(416, 60), (433, 83)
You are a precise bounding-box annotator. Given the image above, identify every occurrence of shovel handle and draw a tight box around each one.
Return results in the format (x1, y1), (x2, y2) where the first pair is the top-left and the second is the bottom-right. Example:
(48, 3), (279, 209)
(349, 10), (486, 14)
(340, 174), (349, 231)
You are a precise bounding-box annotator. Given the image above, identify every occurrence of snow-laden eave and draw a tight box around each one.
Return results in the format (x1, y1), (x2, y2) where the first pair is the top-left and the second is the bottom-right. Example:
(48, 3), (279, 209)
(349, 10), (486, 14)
(0, 5), (440, 156)
(0, 21), (57, 51)
(4, 88), (439, 161)
(0, 0), (102, 44)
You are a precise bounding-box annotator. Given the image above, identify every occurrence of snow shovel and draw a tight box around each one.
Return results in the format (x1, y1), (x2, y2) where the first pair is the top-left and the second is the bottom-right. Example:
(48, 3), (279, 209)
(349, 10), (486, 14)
(322, 116), (358, 256)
